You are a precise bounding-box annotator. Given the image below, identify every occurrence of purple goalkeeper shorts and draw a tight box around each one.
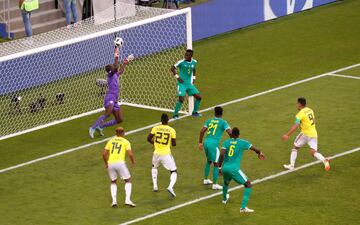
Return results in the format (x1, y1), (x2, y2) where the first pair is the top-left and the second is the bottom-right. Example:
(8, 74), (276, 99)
(104, 94), (120, 111)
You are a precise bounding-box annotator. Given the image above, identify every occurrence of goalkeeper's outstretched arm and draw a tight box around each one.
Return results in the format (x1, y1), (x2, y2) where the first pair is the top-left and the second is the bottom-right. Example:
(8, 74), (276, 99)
(114, 47), (120, 67)
(118, 54), (134, 75)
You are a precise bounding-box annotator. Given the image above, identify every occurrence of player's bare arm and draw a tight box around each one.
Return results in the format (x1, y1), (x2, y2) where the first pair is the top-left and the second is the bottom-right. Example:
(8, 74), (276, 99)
(171, 138), (176, 147)
(147, 133), (154, 144)
(118, 54), (135, 75)
(102, 149), (109, 168)
(218, 148), (227, 175)
(114, 47), (119, 66)
(171, 65), (184, 83)
(226, 128), (232, 137)
(282, 124), (300, 141)
(198, 127), (208, 150)
(250, 145), (265, 160)
(127, 149), (135, 167)
(192, 68), (196, 83)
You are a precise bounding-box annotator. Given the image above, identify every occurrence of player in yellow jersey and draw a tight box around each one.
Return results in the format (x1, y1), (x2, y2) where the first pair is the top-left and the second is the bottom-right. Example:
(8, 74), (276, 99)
(102, 127), (136, 207)
(282, 97), (330, 171)
(147, 113), (177, 197)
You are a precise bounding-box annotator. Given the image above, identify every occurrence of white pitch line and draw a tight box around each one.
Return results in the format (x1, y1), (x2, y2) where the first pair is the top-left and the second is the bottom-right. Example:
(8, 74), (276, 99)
(327, 74), (360, 80)
(1, 63), (359, 173)
(1, 63), (359, 142)
(119, 147), (360, 225)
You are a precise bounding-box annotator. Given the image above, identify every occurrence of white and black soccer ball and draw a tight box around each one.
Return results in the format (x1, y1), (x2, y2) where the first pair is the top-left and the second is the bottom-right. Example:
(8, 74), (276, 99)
(114, 37), (124, 47)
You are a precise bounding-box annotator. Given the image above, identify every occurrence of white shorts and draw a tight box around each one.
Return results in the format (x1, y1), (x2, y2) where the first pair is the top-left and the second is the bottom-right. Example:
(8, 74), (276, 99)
(294, 133), (318, 151)
(152, 154), (177, 171)
(108, 162), (131, 181)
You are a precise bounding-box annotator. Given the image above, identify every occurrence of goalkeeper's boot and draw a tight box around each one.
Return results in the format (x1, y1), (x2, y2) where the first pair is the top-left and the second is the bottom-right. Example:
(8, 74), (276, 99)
(96, 126), (104, 136)
(89, 127), (96, 138)
(324, 159), (331, 171)
(222, 194), (230, 204)
(173, 115), (179, 120)
(240, 207), (255, 213)
(192, 112), (202, 117)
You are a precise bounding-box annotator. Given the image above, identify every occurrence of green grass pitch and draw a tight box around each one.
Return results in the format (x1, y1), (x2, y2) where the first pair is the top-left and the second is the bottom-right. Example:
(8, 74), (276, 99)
(0, 0), (360, 225)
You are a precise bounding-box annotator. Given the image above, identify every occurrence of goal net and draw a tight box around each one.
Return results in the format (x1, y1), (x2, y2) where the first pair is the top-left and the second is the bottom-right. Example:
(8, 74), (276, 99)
(0, 2), (193, 140)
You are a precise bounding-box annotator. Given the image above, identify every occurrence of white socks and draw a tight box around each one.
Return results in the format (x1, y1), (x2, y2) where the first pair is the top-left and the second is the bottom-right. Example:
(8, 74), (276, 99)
(152, 168), (177, 190)
(125, 182), (132, 202)
(169, 172), (177, 189)
(314, 152), (325, 163)
(290, 149), (298, 167)
(110, 183), (117, 203)
(152, 168), (158, 189)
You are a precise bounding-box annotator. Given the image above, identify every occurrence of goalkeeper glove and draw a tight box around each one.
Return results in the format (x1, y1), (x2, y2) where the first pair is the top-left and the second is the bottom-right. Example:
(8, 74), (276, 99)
(124, 54), (134, 65)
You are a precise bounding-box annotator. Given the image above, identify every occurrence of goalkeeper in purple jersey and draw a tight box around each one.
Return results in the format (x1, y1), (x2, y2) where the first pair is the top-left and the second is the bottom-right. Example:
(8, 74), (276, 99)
(89, 47), (134, 138)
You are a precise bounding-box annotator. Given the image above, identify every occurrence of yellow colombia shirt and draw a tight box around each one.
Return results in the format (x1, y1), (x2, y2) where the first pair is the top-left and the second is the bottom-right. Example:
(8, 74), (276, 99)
(295, 107), (318, 138)
(105, 136), (131, 164)
(151, 124), (176, 156)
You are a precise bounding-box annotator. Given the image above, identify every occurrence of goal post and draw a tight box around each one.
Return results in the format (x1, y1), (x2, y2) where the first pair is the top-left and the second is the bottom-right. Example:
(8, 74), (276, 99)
(0, 3), (193, 140)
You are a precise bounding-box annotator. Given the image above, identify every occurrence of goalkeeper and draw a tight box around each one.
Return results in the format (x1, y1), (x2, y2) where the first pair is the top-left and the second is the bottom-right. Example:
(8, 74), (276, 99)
(89, 47), (134, 138)
(171, 49), (202, 119)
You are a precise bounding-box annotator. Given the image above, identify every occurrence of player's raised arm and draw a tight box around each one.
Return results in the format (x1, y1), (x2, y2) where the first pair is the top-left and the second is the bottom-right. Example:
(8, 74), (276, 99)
(250, 145), (265, 160)
(198, 126), (208, 150)
(118, 54), (135, 75)
(102, 148), (110, 168)
(114, 47), (119, 66)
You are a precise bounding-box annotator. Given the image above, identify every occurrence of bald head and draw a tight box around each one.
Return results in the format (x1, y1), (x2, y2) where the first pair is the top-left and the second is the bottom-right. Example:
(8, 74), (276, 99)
(115, 127), (125, 136)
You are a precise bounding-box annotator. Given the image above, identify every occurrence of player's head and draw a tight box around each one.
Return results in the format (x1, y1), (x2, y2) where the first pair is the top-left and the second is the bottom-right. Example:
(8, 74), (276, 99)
(115, 127), (125, 136)
(214, 106), (223, 117)
(161, 113), (169, 125)
(105, 64), (116, 74)
(231, 127), (240, 138)
(185, 49), (193, 61)
(297, 97), (306, 110)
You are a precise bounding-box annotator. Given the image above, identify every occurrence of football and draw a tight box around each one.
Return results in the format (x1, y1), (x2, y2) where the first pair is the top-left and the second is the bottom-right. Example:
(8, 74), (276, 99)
(114, 37), (124, 47)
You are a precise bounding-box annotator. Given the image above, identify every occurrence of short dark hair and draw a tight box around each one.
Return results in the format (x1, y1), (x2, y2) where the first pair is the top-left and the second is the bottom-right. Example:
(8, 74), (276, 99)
(232, 127), (240, 137)
(105, 64), (112, 73)
(214, 106), (223, 116)
(161, 113), (169, 123)
(186, 49), (193, 55)
(298, 97), (306, 106)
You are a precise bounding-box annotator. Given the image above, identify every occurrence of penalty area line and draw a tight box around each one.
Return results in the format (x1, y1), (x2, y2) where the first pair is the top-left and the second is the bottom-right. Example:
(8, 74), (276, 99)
(119, 147), (360, 225)
(327, 74), (360, 80)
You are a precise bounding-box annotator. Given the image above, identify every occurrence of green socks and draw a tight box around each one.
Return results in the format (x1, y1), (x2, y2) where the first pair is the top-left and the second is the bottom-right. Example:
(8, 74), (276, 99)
(213, 166), (219, 184)
(174, 101), (182, 116)
(204, 161), (211, 178)
(192, 98), (201, 114)
(241, 187), (252, 209)
(223, 184), (229, 201)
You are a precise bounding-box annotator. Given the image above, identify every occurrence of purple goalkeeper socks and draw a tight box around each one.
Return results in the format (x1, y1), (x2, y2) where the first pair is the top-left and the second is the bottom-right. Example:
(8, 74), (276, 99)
(100, 119), (117, 128)
(91, 115), (106, 129)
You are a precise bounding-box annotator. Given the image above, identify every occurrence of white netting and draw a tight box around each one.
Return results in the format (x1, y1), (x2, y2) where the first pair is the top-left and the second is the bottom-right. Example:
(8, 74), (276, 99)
(0, 2), (190, 138)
